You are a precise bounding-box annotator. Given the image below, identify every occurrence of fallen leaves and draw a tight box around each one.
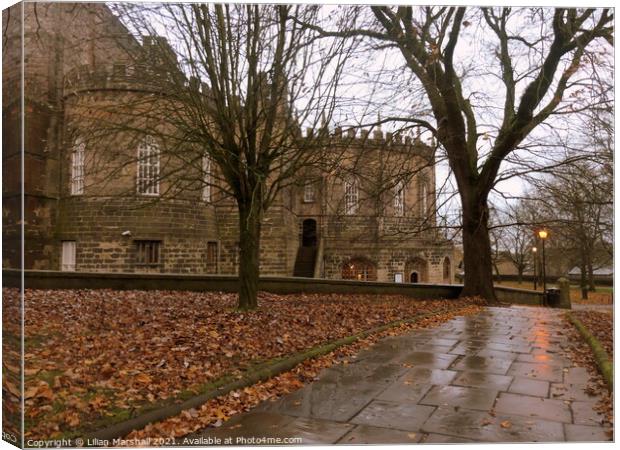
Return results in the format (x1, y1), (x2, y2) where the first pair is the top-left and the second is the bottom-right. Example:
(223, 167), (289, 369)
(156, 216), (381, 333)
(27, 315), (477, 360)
(563, 312), (613, 433)
(3, 287), (486, 440)
(571, 310), (613, 358)
(122, 303), (484, 442)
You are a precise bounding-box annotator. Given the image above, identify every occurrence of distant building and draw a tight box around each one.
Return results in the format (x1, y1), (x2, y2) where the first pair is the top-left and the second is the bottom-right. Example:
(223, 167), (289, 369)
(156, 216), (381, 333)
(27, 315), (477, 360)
(3, 2), (456, 283)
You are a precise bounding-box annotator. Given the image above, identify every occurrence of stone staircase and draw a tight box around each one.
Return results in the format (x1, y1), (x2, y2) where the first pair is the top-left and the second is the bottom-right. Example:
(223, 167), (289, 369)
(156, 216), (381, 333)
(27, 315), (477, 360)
(293, 246), (317, 278)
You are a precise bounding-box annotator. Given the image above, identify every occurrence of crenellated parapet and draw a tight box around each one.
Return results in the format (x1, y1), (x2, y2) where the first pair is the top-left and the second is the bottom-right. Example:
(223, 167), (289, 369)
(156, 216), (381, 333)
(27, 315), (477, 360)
(63, 62), (168, 96)
(303, 125), (436, 157)
(62, 62), (211, 99)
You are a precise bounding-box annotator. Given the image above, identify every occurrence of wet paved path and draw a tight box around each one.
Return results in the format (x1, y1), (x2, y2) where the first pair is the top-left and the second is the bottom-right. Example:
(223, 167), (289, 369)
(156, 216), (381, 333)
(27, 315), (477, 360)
(195, 306), (612, 444)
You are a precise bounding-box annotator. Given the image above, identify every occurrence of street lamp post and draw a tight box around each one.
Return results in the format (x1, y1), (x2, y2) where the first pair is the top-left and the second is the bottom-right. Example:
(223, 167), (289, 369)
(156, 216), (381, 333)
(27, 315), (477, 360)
(538, 229), (549, 305)
(532, 246), (538, 290)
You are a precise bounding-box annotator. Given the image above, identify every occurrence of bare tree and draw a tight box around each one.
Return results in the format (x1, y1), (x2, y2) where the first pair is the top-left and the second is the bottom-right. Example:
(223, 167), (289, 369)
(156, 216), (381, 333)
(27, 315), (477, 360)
(307, 6), (613, 300)
(527, 158), (612, 299)
(71, 4), (357, 309)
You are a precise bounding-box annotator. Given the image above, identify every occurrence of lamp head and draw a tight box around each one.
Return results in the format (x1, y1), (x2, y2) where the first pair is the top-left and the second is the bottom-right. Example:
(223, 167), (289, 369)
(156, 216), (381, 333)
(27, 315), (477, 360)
(538, 229), (548, 239)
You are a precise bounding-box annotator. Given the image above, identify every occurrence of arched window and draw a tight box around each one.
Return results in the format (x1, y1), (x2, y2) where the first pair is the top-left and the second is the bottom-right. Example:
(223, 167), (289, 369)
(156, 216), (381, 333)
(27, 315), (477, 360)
(137, 135), (160, 195)
(70, 138), (85, 195)
(344, 178), (358, 215)
(202, 154), (212, 202)
(342, 257), (376, 281)
(443, 257), (451, 283)
(394, 181), (405, 216)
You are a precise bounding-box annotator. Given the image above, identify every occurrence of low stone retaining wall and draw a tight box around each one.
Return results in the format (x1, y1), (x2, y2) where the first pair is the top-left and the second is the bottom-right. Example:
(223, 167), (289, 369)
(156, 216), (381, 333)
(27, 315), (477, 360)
(3, 270), (461, 300)
(495, 286), (544, 306)
(3, 270), (545, 305)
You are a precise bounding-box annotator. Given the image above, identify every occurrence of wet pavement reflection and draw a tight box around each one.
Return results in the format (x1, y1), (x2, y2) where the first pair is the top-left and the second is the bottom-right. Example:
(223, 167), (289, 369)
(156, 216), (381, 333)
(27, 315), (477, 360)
(193, 306), (612, 443)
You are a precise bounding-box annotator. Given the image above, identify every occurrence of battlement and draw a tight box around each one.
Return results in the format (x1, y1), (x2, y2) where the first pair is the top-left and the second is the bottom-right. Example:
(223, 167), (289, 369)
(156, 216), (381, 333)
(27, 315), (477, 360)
(63, 62), (213, 98)
(303, 125), (436, 155)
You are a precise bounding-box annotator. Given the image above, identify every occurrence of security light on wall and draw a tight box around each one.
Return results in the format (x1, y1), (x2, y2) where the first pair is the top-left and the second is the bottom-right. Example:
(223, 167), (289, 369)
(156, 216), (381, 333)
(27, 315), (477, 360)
(121, 230), (132, 236)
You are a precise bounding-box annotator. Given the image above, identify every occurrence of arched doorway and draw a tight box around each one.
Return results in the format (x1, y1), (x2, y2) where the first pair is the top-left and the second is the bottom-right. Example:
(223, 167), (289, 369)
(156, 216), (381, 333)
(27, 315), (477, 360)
(443, 257), (451, 283)
(342, 257), (377, 281)
(302, 219), (317, 247)
(406, 257), (428, 283)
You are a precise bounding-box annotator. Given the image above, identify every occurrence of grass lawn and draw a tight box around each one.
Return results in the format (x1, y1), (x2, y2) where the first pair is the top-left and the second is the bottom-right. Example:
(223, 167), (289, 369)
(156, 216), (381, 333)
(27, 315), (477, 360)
(3, 288), (483, 441)
(495, 280), (613, 304)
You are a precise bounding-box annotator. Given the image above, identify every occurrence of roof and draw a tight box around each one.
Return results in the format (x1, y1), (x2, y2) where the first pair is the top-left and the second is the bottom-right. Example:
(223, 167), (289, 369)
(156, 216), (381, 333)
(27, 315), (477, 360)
(568, 266), (613, 276)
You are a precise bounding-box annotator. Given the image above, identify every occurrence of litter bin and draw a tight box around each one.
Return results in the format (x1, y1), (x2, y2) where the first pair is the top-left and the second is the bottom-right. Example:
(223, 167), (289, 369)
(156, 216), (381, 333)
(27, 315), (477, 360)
(545, 288), (561, 307)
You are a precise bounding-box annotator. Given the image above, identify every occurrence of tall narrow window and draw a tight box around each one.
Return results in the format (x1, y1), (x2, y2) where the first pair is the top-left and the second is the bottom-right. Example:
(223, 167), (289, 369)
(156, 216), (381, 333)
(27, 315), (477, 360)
(394, 181), (404, 216)
(70, 138), (85, 195)
(137, 136), (160, 195)
(61, 241), (76, 271)
(202, 154), (212, 202)
(206, 241), (218, 273)
(135, 240), (161, 266)
(421, 182), (428, 216)
(303, 181), (315, 203)
(344, 178), (358, 215)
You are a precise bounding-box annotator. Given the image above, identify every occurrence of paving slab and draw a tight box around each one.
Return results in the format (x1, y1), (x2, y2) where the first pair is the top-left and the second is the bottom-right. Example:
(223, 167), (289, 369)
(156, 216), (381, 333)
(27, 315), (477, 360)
(571, 401), (607, 427)
(452, 371), (513, 391)
(396, 351), (458, 369)
(508, 377), (550, 397)
(564, 424), (612, 442)
(475, 348), (519, 361)
(420, 385), (498, 410)
(191, 305), (611, 444)
(350, 400), (435, 431)
(399, 367), (459, 386)
(421, 406), (566, 442)
(507, 361), (564, 382)
(337, 425), (422, 444)
(421, 433), (475, 443)
(451, 355), (513, 375)
(516, 352), (569, 366)
(494, 392), (572, 423)
(550, 383), (599, 402)
(258, 383), (376, 422)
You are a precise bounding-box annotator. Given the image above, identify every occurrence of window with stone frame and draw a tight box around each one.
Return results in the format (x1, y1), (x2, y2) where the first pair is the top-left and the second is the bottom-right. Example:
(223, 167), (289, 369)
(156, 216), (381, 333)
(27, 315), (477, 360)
(344, 178), (358, 215)
(394, 180), (405, 216)
(206, 241), (218, 273)
(136, 135), (160, 195)
(341, 257), (376, 281)
(420, 181), (429, 217)
(202, 154), (212, 202)
(135, 240), (161, 266)
(303, 181), (316, 203)
(70, 138), (85, 195)
(61, 241), (76, 271)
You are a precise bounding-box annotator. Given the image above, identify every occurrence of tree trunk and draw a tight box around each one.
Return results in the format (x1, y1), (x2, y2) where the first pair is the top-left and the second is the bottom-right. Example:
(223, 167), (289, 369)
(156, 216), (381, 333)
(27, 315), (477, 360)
(460, 194), (497, 301)
(237, 201), (262, 310)
(587, 258), (596, 292)
(579, 250), (588, 300)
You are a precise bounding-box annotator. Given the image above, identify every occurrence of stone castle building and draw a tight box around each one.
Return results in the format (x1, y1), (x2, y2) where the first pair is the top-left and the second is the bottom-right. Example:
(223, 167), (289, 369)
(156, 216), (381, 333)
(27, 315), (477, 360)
(3, 3), (456, 284)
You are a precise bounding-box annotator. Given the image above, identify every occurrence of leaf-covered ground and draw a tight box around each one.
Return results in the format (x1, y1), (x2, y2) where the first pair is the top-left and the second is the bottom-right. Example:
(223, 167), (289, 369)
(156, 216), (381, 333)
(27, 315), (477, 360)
(563, 311), (614, 434)
(2, 288), (484, 440)
(571, 310), (613, 358)
(122, 303), (484, 442)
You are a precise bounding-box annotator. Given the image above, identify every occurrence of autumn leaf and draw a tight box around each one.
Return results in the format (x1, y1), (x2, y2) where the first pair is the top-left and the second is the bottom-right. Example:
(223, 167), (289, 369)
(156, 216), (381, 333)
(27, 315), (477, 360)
(500, 420), (512, 429)
(64, 411), (80, 427)
(134, 373), (152, 385)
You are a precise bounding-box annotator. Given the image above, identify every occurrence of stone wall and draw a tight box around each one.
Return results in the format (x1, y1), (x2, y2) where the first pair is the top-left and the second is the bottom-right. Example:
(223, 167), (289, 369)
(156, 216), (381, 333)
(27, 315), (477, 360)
(4, 3), (455, 282)
(215, 199), (299, 277)
(56, 197), (217, 273)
